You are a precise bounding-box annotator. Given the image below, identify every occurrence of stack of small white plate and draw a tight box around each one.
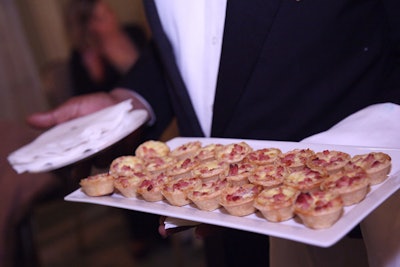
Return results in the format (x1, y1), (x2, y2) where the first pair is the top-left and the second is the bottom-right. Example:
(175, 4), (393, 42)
(8, 100), (148, 173)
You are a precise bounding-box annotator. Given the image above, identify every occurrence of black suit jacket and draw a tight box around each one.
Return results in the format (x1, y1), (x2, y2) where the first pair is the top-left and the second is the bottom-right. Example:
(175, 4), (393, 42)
(121, 0), (400, 141)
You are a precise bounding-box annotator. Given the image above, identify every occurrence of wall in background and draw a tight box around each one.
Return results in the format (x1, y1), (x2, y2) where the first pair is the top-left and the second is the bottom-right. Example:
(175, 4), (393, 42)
(0, 0), (48, 122)
(0, 0), (149, 122)
(16, 0), (149, 71)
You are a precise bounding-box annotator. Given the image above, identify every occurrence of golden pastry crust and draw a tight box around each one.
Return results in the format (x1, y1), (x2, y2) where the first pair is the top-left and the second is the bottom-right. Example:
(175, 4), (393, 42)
(192, 159), (229, 183)
(80, 138), (394, 230)
(220, 183), (262, 216)
(109, 155), (145, 178)
(248, 164), (289, 189)
(284, 165), (328, 192)
(135, 140), (170, 159)
(279, 148), (315, 171)
(137, 172), (170, 202)
(188, 179), (228, 211)
(80, 173), (114, 197)
(162, 176), (201, 206)
(307, 150), (351, 174)
(225, 162), (256, 186)
(351, 152), (392, 185)
(321, 163), (370, 206)
(144, 155), (177, 175)
(169, 141), (202, 160)
(113, 171), (147, 198)
(194, 143), (224, 162)
(294, 190), (344, 229)
(244, 148), (282, 165)
(215, 142), (253, 163)
(254, 185), (300, 222)
(166, 156), (200, 180)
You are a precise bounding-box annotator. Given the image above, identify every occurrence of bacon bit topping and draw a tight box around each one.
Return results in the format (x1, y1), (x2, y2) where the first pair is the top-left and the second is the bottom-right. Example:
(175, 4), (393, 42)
(229, 164), (239, 175)
(296, 193), (312, 209)
(273, 193), (286, 202)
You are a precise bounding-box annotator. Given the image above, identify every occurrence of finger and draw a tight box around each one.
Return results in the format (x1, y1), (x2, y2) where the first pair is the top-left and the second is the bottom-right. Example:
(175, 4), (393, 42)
(26, 111), (58, 129)
(26, 99), (81, 129)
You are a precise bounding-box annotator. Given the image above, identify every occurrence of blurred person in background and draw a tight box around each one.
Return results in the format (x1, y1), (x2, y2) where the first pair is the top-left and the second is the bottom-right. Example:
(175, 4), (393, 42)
(65, 0), (147, 95)
(65, 0), (165, 258)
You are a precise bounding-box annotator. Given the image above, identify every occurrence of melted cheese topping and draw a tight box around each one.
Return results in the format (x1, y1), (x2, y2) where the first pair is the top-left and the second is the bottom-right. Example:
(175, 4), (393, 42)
(280, 149), (315, 168)
(194, 143), (223, 161)
(109, 156), (145, 177)
(307, 150), (350, 170)
(145, 156), (176, 172)
(169, 141), (202, 158)
(163, 177), (200, 193)
(190, 179), (228, 198)
(284, 166), (327, 191)
(221, 183), (262, 204)
(167, 157), (200, 175)
(113, 171), (147, 188)
(215, 142), (253, 163)
(255, 186), (298, 206)
(245, 148), (282, 165)
(351, 152), (391, 171)
(135, 140), (170, 158)
(322, 164), (369, 191)
(192, 160), (227, 177)
(295, 190), (342, 213)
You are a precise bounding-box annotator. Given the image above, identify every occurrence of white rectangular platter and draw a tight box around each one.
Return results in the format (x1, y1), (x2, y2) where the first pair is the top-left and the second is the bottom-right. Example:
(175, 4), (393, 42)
(65, 137), (400, 247)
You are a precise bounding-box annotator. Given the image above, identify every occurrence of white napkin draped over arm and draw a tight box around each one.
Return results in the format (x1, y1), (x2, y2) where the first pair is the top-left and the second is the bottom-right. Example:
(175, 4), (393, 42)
(271, 102), (400, 267)
(163, 103), (400, 267)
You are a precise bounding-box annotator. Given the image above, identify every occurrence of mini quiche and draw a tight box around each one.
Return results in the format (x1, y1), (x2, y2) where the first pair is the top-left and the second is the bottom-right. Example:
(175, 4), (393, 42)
(109, 155), (145, 178)
(80, 173), (114, 197)
(225, 161), (256, 186)
(194, 143), (224, 162)
(283, 165), (328, 192)
(188, 179), (228, 211)
(220, 183), (263, 217)
(113, 171), (147, 198)
(351, 152), (391, 185)
(254, 185), (300, 222)
(162, 176), (201, 206)
(192, 159), (229, 183)
(135, 140), (170, 159)
(137, 172), (170, 202)
(144, 155), (177, 175)
(215, 142), (253, 164)
(248, 164), (289, 189)
(169, 141), (202, 160)
(294, 190), (344, 229)
(321, 163), (370, 206)
(307, 150), (351, 174)
(166, 156), (200, 180)
(244, 147), (282, 166)
(279, 148), (315, 171)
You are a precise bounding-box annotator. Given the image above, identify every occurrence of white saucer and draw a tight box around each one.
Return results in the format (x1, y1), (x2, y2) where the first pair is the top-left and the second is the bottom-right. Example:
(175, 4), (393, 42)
(8, 100), (148, 173)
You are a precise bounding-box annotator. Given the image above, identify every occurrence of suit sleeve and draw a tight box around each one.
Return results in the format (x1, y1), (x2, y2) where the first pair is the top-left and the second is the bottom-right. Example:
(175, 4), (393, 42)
(380, 0), (400, 103)
(117, 40), (175, 140)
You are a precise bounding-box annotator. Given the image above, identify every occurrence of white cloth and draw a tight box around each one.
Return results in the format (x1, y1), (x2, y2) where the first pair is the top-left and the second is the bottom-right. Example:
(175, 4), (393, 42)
(8, 100), (148, 173)
(165, 103), (400, 267)
(271, 102), (400, 267)
(154, 0), (227, 136)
